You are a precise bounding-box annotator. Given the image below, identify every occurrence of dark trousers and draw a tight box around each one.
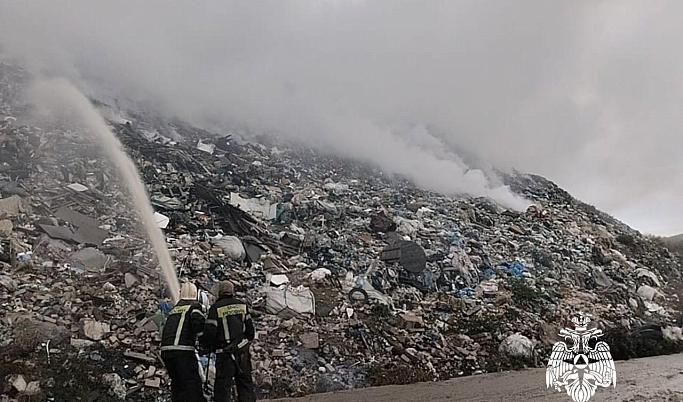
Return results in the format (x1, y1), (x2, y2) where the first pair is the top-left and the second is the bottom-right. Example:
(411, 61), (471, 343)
(162, 351), (206, 402)
(214, 350), (256, 402)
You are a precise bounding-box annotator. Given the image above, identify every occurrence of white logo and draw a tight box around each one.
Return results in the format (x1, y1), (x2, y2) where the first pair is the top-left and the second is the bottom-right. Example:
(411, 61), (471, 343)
(546, 313), (616, 402)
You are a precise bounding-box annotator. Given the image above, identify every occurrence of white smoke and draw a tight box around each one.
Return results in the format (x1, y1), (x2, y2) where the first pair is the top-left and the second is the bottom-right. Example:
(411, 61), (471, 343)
(6, 1), (683, 232)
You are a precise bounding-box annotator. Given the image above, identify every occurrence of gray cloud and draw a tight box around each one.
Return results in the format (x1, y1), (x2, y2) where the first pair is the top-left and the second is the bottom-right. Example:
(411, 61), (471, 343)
(2, 1), (683, 233)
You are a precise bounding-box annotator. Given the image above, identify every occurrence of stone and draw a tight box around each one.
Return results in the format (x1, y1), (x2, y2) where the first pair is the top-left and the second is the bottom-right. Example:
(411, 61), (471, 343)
(369, 214), (396, 233)
(507, 225), (526, 235)
(71, 338), (96, 348)
(146, 366), (157, 378)
(636, 268), (661, 287)
(103, 373), (127, 399)
(0, 219), (12, 236)
(593, 268), (613, 288)
(125, 272), (141, 288)
(638, 285), (664, 302)
(301, 332), (320, 349)
(498, 333), (533, 359)
(144, 377), (161, 388)
(71, 248), (110, 271)
(103, 282), (117, 292)
(11, 374), (27, 392)
(83, 319), (110, 341)
(272, 349), (285, 357)
(0, 195), (29, 217)
(538, 323), (562, 347)
(124, 351), (157, 364)
(398, 313), (424, 329)
(24, 381), (41, 396)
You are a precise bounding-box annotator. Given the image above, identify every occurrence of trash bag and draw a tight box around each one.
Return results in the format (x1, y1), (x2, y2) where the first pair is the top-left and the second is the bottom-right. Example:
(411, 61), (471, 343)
(265, 285), (316, 317)
(212, 236), (246, 261)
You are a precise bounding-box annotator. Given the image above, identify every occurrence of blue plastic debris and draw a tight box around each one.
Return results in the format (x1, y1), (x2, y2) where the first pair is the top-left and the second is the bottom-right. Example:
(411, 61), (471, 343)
(482, 267), (495, 278)
(499, 261), (526, 278)
(446, 231), (465, 248)
(159, 300), (173, 314)
(456, 286), (475, 297)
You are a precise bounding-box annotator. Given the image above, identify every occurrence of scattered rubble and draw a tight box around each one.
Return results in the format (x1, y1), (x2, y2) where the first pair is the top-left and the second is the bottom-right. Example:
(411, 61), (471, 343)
(2, 62), (683, 400)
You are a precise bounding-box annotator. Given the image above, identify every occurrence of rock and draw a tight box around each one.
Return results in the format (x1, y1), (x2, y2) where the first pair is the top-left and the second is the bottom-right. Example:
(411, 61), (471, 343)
(102, 373), (127, 400)
(593, 268), (613, 288)
(144, 377), (161, 388)
(592, 246), (612, 265)
(146, 366), (157, 378)
(398, 313), (424, 329)
(538, 323), (562, 347)
(24, 381), (40, 395)
(638, 285), (664, 302)
(71, 247), (110, 271)
(11, 374), (27, 392)
(498, 333), (533, 359)
(272, 349), (285, 358)
(301, 332), (320, 349)
(0, 195), (29, 217)
(124, 272), (141, 288)
(507, 225), (526, 235)
(103, 282), (117, 292)
(0, 275), (18, 291)
(406, 201), (429, 212)
(83, 319), (110, 341)
(124, 351), (157, 364)
(71, 338), (95, 348)
(16, 318), (69, 346)
(0, 219), (12, 236)
(369, 214), (396, 233)
(636, 268), (661, 287)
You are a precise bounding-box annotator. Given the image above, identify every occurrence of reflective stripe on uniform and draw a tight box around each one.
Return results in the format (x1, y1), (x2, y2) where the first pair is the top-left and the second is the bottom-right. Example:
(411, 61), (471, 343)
(222, 316), (231, 342)
(216, 304), (245, 343)
(173, 304), (192, 346)
(161, 345), (196, 352)
(206, 319), (218, 326)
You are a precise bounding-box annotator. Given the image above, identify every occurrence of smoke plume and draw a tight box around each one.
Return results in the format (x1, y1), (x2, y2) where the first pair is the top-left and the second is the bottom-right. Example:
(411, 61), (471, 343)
(3, 1), (683, 233)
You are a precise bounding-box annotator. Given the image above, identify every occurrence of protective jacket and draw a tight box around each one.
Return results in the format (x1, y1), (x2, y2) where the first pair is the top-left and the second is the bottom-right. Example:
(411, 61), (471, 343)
(161, 299), (205, 352)
(202, 296), (254, 353)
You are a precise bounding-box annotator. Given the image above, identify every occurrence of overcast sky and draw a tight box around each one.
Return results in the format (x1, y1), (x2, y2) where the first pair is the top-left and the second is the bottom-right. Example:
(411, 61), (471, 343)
(2, 1), (683, 235)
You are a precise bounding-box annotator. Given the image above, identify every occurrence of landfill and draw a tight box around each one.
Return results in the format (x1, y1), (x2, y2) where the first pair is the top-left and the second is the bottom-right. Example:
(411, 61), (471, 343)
(2, 62), (683, 401)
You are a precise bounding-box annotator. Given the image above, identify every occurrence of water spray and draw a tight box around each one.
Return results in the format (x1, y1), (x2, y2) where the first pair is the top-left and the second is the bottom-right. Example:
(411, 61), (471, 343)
(31, 78), (181, 302)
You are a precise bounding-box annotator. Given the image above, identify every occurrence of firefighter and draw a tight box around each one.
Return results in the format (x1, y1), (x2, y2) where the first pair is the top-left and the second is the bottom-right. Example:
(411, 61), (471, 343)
(202, 281), (256, 402)
(161, 282), (207, 402)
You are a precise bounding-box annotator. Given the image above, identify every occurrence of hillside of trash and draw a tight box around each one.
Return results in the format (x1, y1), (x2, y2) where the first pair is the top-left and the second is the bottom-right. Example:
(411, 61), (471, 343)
(2, 63), (683, 401)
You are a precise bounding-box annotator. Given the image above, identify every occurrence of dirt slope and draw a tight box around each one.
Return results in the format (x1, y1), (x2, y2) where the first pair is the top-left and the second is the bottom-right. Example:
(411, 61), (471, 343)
(277, 354), (683, 402)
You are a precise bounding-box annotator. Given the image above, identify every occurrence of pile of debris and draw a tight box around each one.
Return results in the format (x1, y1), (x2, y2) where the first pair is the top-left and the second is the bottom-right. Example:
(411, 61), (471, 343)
(2, 63), (683, 400)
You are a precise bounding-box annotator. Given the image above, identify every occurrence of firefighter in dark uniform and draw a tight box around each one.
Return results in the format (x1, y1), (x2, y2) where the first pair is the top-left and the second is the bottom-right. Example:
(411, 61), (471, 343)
(161, 282), (207, 402)
(202, 281), (256, 402)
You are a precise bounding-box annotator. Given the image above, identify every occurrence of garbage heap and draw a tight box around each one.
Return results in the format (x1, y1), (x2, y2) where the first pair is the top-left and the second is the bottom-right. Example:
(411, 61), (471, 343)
(2, 74), (683, 401)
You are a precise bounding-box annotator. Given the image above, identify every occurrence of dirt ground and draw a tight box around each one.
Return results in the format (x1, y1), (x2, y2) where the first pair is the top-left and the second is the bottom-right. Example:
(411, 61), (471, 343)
(276, 353), (683, 402)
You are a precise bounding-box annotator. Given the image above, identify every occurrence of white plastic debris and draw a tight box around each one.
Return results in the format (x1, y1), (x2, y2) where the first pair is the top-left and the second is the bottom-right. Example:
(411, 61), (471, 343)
(498, 333), (533, 358)
(154, 212), (170, 229)
(229, 193), (277, 220)
(265, 285), (315, 317)
(212, 235), (246, 261)
(309, 268), (332, 281)
(67, 183), (89, 192)
(270, 274), (290, 286)
(196, 140), (215, 154)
